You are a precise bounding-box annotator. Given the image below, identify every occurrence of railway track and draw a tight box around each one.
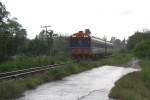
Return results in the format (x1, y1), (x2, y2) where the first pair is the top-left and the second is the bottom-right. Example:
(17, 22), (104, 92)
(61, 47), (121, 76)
(0, 63), (66, 80)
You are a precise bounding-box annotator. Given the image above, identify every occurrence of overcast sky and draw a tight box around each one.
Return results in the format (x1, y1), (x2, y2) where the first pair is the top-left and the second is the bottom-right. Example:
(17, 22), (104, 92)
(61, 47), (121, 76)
(1, 0), (150, 40)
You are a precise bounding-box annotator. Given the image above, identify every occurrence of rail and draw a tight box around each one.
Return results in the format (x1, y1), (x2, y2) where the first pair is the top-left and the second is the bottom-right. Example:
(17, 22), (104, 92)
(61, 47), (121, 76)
(0, 63), (66, 80)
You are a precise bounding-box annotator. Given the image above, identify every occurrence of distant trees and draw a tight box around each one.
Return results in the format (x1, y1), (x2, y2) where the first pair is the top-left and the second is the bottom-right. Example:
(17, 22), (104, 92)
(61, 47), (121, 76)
(7, 18), (27, 54)
(127, 30), (150, 58)
(0, 2), (70, 62)
(23, 30), (69, 56)
(127, 31), (150, 50)
(52, 35), (69, 55)
(134, 40), (150, 58)
(0, 2), (9, 61)
(109, 30), (150, 54)
(0, 2), (27, 61)
(110, 37), (126, 52)
(38, 29), (59, 56)
(24, 37), (49, 56)
(127, 31), (150, 51)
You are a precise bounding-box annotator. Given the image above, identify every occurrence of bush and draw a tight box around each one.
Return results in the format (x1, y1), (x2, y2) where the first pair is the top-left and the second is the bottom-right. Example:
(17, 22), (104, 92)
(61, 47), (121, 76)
(109, 72), (150, 100)
(140, 59), (150, 82)
(0, 55), (73, 72)
(134, 40), (150, 58)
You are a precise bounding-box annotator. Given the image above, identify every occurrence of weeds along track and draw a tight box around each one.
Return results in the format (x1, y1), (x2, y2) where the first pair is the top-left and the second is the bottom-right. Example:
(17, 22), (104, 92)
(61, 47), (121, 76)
(0, 63), (66, 80)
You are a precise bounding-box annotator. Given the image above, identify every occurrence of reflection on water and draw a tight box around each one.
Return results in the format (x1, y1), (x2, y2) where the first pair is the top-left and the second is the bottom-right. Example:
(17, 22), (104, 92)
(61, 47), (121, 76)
(17, 66), (138, 100)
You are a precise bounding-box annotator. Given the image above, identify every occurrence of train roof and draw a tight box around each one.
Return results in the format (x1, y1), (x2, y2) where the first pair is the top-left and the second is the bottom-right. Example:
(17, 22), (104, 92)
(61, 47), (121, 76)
(91, 36), (113, 45)
(70, 31), (90, 38)
(70, 30), (113, 46)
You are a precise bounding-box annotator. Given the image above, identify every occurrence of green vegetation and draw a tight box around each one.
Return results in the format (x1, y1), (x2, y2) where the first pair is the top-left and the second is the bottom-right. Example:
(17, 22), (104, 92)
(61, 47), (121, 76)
(127, 31), (150, 51)
(0, 2), (27, 62)
(0, 2), (69, 63)
(0, 55), (72, 72)
(109, 30), (150, 100)
(140, 59), (150, 82)
(102, 53), (133, 65)
(0, 53), (132, 100)
(109, 59), (150, 100)
(0, 53), (132, 73)
(109, 72), (150, 100)
(134, 40), (150, 58)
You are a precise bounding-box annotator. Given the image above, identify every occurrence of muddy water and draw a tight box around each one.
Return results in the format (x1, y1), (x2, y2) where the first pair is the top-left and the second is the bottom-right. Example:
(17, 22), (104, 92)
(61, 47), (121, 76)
(17, 66), (138, 100)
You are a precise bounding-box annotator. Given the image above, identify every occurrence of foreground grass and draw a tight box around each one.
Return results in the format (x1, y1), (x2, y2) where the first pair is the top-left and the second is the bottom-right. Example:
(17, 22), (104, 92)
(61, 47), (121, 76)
(109, 59), (150, 100)
(0, 53), (132, 100)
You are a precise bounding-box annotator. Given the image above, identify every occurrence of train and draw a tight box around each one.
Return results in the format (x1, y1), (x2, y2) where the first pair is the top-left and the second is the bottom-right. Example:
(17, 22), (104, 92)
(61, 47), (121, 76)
(69, 29), (113, 59)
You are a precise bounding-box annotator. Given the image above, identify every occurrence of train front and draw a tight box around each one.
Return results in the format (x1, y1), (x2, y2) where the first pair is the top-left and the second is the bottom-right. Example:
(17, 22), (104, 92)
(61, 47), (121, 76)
(70, 31), (91, 58)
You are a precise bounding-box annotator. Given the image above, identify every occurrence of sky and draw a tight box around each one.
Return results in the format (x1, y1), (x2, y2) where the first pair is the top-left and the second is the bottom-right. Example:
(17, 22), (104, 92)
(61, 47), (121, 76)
(1, 0), (150, 40)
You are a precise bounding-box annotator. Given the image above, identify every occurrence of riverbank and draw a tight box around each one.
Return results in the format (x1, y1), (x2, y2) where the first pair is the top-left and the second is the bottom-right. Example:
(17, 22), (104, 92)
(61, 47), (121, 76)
(0, 53), (132, 100)
(109, 59), (150, 100)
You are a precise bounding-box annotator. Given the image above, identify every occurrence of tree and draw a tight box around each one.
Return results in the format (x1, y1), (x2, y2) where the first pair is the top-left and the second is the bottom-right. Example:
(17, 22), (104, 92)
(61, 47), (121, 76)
(0, 2), (10, 61)
(0, 2), (27, 61)
(113, 39), (121, 50)
(0, 2), (9, 22)
(38, 28), (58, 56)
(110, 37), (116, 43)
(52, 35), (69, 55)
(7, 18), (27, 54)
(24, 36), (49, 56)
(127, 31), (150, 51)
(134, 40), (150, 58)
(85, 29), (91, 35)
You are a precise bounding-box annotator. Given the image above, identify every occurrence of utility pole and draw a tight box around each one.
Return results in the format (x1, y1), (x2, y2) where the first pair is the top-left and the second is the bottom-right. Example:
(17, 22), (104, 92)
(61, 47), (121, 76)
(41, 26), (51, 33)
(41, 25), (53, 56)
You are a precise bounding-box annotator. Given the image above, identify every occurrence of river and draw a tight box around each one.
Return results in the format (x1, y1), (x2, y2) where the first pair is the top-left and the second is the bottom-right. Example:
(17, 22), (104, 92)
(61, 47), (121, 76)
(16, 65), (138, 100)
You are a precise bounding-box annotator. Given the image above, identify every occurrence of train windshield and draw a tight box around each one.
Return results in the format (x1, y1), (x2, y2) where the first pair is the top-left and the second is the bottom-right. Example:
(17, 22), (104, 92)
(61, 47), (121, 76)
(70, 37), (90, 48)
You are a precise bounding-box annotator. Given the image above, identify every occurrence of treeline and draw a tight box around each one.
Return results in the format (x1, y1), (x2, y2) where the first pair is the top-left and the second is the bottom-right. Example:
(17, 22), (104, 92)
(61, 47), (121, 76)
(110, 30), (150, 57)
(127, 30), (150, 58)
(110, 37), (126, 52)
(0, 2), (69, 63)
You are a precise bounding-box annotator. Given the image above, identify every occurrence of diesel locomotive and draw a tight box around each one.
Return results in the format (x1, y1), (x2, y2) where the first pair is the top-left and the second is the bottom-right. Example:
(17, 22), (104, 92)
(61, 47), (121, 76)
(69, 29), (113, 58)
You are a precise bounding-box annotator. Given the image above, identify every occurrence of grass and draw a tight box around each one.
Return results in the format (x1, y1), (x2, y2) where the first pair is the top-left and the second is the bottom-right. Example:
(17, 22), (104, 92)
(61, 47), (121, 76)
(140, 59), (150, 82)
(109, 59), (150, 100)
(102, 53), (133, 65)
(0, 53), (132, 100)
(0, 55), (72, 72)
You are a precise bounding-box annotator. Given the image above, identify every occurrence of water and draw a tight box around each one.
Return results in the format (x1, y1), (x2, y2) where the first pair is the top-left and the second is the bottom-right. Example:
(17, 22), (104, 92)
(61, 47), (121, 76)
(16, 66), (138, 100)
